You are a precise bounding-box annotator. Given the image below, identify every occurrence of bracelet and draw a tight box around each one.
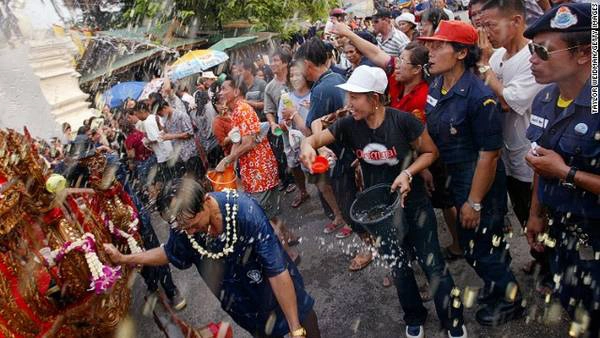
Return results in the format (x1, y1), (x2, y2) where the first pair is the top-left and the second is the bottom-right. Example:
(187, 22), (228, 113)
(401, 169), (413, 183)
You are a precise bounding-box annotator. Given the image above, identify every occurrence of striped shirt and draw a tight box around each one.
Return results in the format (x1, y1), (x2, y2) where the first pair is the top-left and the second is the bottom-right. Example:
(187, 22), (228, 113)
(377, 28), (410, 57)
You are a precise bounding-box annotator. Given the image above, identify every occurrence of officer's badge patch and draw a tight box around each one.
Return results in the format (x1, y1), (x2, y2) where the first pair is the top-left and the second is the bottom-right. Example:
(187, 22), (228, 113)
(247, 270), (263, 284)
(574, 123), (588, 135)
(550, 6), (578, 29)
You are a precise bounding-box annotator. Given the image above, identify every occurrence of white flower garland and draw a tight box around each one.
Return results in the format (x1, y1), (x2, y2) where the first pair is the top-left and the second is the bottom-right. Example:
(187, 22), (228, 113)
(187, 189), (238, 260)
(44, 233), (122, 294)
(107, 220), (143, 254)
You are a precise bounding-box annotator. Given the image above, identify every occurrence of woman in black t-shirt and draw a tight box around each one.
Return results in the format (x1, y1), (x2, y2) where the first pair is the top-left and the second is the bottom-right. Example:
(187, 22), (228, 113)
(300, 65), (466, 338)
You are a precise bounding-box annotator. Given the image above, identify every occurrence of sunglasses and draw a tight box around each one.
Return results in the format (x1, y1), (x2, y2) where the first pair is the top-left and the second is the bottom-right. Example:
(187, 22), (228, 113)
(528, 42), (581, 61)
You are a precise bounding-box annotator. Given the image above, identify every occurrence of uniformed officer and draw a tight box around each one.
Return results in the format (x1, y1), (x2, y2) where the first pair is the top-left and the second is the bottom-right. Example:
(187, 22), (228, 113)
(523, 3), (599, 336)
(419, 20), (524, 326)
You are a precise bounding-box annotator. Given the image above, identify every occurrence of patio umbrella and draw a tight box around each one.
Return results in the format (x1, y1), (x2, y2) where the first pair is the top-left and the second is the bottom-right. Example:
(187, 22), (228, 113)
(169, 49), (229, 81)
(103, 81), (147, 108)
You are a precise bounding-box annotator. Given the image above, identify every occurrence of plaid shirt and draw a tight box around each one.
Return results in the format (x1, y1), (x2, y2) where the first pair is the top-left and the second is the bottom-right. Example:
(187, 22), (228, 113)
(163, 109), (197, 162)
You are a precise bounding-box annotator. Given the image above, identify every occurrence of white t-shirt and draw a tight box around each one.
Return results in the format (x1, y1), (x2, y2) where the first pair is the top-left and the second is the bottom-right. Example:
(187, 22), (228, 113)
(489, 45), (547, 182)
(443, 7), (454, 20)
(141, 114), (174, 164)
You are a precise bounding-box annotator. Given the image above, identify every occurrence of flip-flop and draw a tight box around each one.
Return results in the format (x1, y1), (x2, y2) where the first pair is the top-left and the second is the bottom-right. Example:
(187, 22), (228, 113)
(349, 252), (373, 272)
(323, 222), (343, 234)
(291, 193), (309, 208)
(335, 225), (353, 239)
(383, 275), (393, 288)
(287, 235), (300, 247)
(285, 184), (297, 194)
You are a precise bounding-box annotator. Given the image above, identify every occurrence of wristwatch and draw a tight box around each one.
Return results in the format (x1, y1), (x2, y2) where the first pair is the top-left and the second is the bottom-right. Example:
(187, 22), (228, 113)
(467, 199), (482, 212)
(561, 166), (577, 189)
(478, 64), (491, 74)
(290, 327), (307, 337)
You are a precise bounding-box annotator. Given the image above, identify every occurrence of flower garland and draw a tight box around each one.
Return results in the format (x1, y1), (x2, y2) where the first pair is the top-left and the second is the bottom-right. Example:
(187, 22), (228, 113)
(45, 233), (122, 295)
(187, 189), (238, 260)
(106, 220), (143, 254)
(100, 210), (142, 254)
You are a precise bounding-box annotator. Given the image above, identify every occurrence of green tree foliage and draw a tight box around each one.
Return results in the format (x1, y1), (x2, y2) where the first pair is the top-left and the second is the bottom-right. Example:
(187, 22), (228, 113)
(120, 0), (339, 36)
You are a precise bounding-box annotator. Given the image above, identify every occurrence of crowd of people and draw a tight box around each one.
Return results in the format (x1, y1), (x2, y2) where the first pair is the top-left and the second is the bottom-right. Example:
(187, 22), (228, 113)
(36, 1), (597, 337)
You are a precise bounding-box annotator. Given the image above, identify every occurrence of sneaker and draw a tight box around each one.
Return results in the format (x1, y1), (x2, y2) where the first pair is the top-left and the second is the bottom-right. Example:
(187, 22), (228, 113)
(405, 325), (424, 338)
(168, 291), (187, 311)
(448, 324), (467, 338)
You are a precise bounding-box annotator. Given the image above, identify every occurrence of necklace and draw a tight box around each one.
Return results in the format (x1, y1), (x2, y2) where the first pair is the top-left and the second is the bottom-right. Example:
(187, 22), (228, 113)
(187, 189), (238, 259)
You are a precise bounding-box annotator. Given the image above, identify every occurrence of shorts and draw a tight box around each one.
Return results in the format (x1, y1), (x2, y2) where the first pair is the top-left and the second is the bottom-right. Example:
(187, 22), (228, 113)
(429, 159), (455, 209)
(250, 187), (281, 220)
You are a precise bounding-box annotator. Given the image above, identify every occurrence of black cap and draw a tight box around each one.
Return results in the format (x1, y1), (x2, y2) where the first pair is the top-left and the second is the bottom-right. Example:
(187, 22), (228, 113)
(356, 31), (378, 46)
(373, 8), (392, 19)
(524, 3), (591, 39)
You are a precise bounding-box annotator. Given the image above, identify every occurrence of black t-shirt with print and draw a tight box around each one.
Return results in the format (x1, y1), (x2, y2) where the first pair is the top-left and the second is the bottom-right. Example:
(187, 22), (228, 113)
(329, 108), (427, 196)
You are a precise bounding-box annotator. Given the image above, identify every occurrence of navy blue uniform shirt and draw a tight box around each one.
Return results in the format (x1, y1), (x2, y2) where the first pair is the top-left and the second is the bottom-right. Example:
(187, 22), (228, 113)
(164, 192), (314, 336)
(526, 79), (600, 220)
(425, 71), (504, 165)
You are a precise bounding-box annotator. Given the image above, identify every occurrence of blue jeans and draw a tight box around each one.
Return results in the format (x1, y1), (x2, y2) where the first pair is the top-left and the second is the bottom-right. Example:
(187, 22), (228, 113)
(447, 160), (517, 301)
(360, 191), (464, 330)
(546, 210), (600, 336)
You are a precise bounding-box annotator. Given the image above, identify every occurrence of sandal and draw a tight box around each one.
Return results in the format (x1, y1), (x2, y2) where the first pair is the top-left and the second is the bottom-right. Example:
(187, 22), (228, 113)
(335, 225), (353, 239)
(349, 252), (373, 272)
(442, 246), (464, 261)
(287, 234), (300, 247)
(291, 192), (309, 208)
(323, 222), (343, 234)
(383, 275), (393, 288)
(285, 184), (297, 194)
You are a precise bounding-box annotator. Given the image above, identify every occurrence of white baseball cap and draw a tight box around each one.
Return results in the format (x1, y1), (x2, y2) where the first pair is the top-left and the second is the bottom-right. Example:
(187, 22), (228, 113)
(336, 65), (388, 94)
(395, 13), (417, 26)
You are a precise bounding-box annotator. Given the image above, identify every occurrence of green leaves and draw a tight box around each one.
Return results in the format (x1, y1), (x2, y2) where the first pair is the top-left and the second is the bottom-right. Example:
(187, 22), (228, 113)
(120, 0), (340, 36)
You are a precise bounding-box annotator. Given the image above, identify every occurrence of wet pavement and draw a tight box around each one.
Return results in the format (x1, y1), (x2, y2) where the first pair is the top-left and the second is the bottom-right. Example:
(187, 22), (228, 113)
(129, 184), (571, 338)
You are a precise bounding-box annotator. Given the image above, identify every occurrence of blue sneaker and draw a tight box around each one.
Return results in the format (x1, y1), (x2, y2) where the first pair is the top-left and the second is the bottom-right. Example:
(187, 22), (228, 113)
(448, 324), (467, 338)
(405, 325), (424, 338)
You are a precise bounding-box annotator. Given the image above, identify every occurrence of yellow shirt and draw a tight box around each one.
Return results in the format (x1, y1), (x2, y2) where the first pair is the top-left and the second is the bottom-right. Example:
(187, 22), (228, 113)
(557, 96), (573, 108)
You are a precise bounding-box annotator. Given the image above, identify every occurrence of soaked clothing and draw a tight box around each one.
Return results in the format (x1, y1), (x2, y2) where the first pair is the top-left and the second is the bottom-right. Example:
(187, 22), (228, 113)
(163, 192), (314, 337)
(426, 71), (517, 302)
(526, 79), (600, 334)
(329, 108), (464, 330)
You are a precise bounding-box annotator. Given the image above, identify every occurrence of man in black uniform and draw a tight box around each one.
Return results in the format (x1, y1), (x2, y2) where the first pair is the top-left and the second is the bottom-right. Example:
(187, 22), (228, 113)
(524, 3), (599, 336)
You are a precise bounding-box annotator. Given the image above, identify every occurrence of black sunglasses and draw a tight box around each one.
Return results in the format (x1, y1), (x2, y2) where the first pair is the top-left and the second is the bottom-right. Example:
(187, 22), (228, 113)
(528, 42), (580, 61)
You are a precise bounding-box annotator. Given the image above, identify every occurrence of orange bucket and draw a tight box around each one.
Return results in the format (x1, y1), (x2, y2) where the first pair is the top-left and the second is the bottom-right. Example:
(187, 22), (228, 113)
(207, 166), (237, 191)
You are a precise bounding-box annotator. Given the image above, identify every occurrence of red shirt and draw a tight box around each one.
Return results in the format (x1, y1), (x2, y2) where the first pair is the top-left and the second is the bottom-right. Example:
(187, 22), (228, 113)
(386, 58), (429, 123)
(212, 115), (233, 155)
(124, 130), (153, 161)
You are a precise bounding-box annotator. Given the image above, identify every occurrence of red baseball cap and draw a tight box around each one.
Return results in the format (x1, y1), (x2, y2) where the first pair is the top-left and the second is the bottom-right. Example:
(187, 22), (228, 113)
(329, 8), (346, 16)
(418, 20), (478, 45)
